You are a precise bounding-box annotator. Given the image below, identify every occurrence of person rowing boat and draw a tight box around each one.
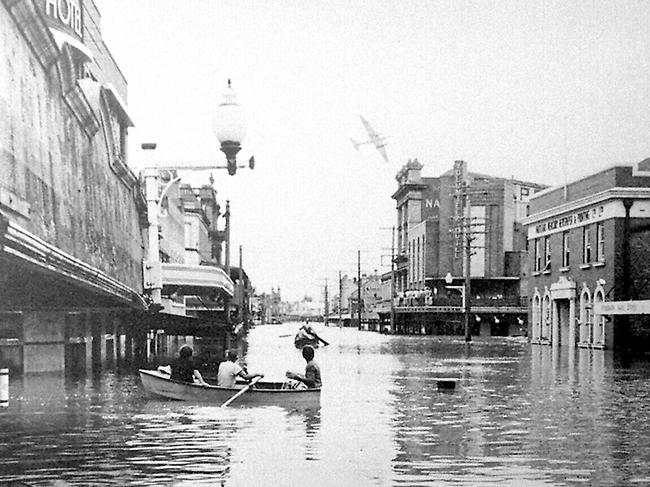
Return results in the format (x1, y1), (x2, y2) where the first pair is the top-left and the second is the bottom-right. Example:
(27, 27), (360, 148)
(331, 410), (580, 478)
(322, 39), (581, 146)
(217, 350), (264, 387)
(285, 345), (322, 389)
(294, 320), (329, 348)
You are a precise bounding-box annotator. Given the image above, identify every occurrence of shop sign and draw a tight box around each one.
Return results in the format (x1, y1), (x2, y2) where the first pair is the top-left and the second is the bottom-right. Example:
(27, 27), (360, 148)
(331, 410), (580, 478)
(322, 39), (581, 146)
(594, 300), (650, 315)
(40, 0), (84, 40)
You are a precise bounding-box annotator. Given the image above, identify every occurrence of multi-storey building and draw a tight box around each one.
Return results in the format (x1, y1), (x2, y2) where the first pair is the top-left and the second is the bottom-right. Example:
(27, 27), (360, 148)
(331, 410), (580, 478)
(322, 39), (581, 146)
(0, 0), (147, 373)
(522, 160), (650, 351)
(388, 159), (546, 335)
(159, 181), (233, 328)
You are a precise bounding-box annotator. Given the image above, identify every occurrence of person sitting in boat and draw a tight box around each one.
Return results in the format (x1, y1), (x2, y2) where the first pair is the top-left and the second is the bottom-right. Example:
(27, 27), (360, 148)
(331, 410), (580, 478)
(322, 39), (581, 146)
(285, 345), (322, 389)
(170, 344), (207, 385)
(295, 320), (318, 342)
(217, 350), (264, 388)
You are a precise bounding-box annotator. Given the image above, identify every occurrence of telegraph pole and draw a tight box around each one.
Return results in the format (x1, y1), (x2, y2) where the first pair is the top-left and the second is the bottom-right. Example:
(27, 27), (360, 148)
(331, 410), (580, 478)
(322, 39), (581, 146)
(390, 226), (396, 334)
(323, 279), (329, 325)
(463, 188), (472, 342)
(357, 249), (362, 330)
(338, 270), (343, 329)
(239, 245), (245, 324)
(224, 200), (231, 326)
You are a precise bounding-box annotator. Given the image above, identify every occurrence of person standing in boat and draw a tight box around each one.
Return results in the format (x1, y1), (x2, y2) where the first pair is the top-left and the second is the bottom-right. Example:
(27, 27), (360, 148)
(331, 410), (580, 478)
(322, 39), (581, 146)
(217, 350), (264, 387)
(170, 344), (208, 385)
(286, 345), (322, 388)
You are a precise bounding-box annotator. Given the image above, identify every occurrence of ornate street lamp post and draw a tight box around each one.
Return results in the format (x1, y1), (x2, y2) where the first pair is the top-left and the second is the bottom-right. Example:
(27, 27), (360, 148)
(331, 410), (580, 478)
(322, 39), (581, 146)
(213, 79), (247, 176)
(143, 80), (251, 309)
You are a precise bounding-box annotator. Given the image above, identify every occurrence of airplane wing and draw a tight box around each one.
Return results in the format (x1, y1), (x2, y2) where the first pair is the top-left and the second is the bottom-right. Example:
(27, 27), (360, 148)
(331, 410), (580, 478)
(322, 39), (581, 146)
(376, 144), (389, 163)
(360, 115), (379, 139)
(357, 115), (389, 162)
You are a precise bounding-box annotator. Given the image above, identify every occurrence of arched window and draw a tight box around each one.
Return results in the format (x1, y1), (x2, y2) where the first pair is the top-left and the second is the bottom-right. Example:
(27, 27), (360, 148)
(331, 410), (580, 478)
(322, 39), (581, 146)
(532, 290), (541, 341)
(593, 287), (606, 346)
(579, 285), (592, 344)
(542, 291), (552, 341)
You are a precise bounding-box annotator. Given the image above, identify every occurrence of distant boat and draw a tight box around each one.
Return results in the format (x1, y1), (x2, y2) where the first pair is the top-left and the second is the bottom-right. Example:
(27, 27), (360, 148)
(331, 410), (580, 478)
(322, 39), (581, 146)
(294, 336), (320, 349)
(139, 369), (320, 407)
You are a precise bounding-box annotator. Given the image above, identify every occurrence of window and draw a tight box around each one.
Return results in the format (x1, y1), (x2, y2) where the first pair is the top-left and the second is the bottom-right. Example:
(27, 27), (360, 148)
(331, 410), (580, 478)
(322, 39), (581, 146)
(544, 236), (551, 271)
(596, 222), (605, 262)
(583, 226), (592, 264)
(184, 222), (193, 249)
(534, 238), (542, 272)
(562, 231), (570, 267)
(417, 237), (421, 283)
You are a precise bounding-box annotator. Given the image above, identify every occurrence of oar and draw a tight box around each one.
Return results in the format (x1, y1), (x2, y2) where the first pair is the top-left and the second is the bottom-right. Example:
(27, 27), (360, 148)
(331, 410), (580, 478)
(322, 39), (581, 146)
(308, 331), (329, 346)
(221, 376), (261, 407)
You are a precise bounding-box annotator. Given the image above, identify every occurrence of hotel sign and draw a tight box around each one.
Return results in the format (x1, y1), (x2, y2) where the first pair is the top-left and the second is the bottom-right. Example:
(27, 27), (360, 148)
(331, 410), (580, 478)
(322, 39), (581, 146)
(594, 300), (650, 315)
(39, 0), (84, 40)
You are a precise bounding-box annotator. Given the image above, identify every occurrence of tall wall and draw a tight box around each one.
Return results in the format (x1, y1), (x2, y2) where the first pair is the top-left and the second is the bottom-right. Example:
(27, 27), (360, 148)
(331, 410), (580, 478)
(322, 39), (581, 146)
(0, 2), (144, 292)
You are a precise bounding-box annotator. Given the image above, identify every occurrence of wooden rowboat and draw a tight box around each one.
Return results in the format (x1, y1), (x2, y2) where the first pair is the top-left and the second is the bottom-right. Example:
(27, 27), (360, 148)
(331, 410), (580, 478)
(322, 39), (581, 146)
(139, 369), (321, 407)
(294, 336), (320, 349)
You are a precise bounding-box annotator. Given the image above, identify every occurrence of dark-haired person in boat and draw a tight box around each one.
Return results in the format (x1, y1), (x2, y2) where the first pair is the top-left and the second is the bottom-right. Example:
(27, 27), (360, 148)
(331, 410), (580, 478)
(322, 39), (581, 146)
(170, 344), (207, 385)
(286, 345), (322, 388)
(217, 350), (264, 388)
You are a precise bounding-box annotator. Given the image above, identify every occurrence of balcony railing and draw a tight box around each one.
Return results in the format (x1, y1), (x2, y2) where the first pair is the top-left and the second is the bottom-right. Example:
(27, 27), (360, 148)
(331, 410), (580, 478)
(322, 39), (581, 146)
(391, 295), (527, 308)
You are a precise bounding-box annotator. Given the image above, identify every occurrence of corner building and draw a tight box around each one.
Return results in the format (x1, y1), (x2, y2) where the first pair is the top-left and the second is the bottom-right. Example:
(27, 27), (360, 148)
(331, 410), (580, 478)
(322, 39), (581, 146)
(389, 159), (545, 336)
(523, 160), (650, 351)
(0, 1), (146, 373)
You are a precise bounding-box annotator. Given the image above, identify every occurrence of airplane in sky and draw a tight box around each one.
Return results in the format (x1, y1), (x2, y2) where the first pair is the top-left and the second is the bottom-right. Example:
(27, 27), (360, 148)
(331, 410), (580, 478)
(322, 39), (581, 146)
(350, 115), (389, 162)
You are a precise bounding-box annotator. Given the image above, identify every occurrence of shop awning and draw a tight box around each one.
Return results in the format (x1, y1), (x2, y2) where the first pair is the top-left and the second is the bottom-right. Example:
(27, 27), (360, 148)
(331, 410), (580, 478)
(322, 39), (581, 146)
(161, 263), (234, 297)
(0, 216), (146, 309)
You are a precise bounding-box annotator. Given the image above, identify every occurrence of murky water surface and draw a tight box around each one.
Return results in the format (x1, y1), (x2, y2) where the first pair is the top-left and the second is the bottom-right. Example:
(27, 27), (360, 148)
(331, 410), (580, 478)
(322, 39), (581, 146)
(1, 323), (650, 486)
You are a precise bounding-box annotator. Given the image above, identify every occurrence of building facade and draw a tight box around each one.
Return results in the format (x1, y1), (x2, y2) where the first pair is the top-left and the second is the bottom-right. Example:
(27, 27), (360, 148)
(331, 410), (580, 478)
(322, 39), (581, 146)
(155, 178), (234, 330)
(523, 161), (650, 351)
(0, 0), (148, 373)
(389, 159), (545, 335)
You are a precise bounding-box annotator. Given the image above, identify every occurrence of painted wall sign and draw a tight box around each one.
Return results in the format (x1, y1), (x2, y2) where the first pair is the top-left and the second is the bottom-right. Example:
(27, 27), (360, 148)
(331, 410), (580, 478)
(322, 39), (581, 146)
(529, 203), (612, 239)
(534, 205), (605, 235)
(40, 0), (84, 40)
(595, 300), (650, 315)
(424, 199), (440, 209)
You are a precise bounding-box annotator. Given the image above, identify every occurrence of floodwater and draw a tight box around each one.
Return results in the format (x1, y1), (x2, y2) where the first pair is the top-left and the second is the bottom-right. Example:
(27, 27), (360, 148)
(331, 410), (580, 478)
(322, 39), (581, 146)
(1, 322), (650, 486)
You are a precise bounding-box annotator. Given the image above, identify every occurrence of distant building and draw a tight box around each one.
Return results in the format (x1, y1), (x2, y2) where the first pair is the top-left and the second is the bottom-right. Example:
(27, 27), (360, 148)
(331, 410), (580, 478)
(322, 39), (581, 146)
(345, 272), (383, 328)
(388, 159), (546, 335)
(522, 160), (650, 351)
(269, 287), (282, 321)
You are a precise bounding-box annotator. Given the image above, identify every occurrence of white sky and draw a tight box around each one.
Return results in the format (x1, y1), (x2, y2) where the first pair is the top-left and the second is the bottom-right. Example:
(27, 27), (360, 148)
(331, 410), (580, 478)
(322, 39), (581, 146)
(94, 0), (650, 302)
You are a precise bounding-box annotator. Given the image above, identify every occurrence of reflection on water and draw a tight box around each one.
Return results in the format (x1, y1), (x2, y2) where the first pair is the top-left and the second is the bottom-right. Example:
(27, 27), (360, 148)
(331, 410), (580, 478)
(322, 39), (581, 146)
(1, 324), (649, 486)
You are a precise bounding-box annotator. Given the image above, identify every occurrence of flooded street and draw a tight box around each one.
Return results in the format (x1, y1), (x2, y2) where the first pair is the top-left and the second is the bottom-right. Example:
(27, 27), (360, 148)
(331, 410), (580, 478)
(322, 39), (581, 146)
(1, 322), (650, 486)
